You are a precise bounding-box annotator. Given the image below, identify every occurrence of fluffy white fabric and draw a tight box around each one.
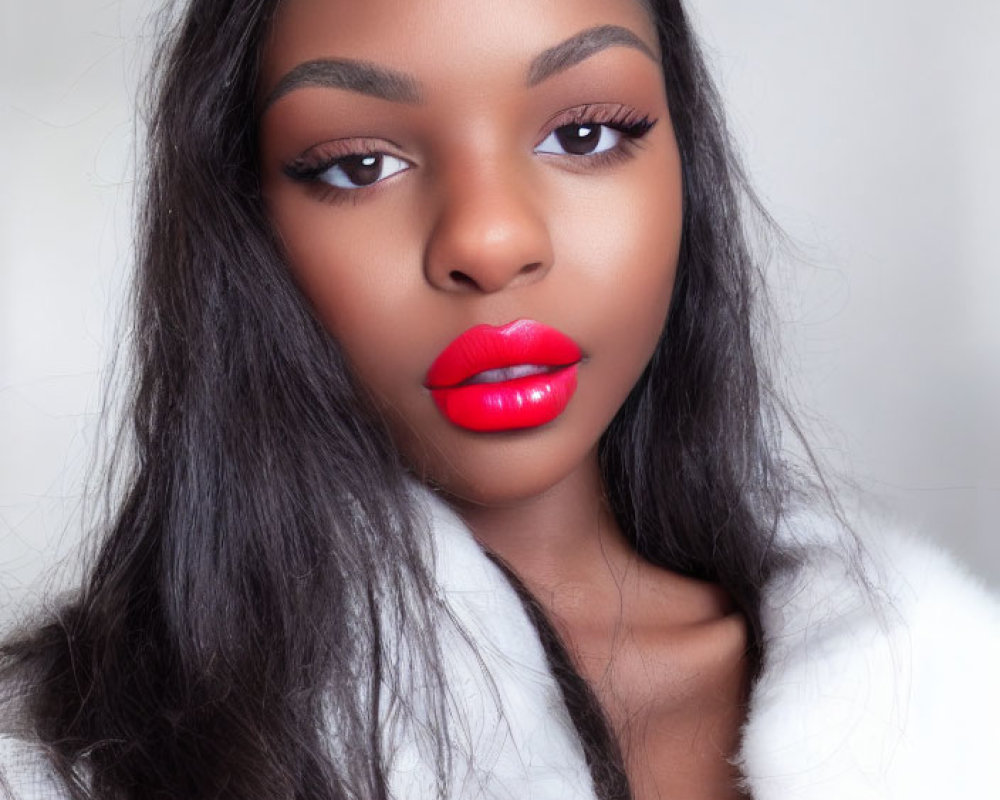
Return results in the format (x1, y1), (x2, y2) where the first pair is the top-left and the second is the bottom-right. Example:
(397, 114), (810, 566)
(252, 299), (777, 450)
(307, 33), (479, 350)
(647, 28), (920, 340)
(739, 510), (1000, 799)
(378, 490), (596, 799)
(2, 489), (998, 798)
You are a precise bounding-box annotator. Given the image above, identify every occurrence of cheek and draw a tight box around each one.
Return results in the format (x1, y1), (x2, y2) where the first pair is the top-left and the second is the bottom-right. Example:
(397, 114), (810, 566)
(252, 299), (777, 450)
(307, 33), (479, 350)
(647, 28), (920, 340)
(556, 147), (683, 382)
(612, 190), (681, 366)
(558, 159), (682, 456)
(265, 183), (431, 383)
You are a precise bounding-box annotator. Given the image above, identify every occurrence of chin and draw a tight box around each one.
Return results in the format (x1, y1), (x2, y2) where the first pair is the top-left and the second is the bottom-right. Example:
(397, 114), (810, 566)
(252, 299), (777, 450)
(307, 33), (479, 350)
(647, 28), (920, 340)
(400, 422), (601, 511)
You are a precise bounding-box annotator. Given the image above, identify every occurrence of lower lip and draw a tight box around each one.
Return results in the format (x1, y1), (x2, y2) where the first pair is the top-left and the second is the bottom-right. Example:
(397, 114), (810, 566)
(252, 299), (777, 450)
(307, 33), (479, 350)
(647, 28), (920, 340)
(430, 365), (578, 432)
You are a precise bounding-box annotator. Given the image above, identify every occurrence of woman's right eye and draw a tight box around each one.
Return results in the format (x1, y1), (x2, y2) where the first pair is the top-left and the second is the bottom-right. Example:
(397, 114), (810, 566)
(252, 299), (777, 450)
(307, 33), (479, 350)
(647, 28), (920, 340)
(316, 153), (410, 189)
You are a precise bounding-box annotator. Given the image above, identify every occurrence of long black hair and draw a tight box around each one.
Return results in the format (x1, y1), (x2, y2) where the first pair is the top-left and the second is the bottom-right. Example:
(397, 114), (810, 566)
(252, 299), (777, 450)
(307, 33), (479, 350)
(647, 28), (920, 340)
(2, 1), (805, 798)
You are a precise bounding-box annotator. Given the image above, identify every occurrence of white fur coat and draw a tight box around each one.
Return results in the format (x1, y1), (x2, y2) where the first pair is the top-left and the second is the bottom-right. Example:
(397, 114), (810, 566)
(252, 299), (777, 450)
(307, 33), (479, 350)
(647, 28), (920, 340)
(3, 489), (999, 798)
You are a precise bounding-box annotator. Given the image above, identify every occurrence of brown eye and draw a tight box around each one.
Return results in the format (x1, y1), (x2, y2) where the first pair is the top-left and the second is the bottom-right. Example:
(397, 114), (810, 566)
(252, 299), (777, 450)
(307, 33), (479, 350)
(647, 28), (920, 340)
(318, 153), (410, 189)
(555, 124), (601, 155)
(536, 123), (622, 157)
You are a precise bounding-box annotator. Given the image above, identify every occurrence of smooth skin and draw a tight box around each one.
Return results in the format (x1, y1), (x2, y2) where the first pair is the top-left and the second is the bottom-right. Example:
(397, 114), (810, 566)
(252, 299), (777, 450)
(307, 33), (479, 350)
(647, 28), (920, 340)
(259, 0), (748, 797)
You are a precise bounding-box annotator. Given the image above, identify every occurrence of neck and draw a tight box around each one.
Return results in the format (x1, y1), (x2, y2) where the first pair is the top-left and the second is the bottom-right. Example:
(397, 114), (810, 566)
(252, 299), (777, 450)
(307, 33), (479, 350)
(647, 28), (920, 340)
(447, 450), (636, 595)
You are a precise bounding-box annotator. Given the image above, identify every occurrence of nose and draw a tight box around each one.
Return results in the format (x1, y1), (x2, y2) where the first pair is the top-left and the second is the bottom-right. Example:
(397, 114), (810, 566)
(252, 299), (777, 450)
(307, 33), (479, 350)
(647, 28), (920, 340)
(423, 161), (554, 294)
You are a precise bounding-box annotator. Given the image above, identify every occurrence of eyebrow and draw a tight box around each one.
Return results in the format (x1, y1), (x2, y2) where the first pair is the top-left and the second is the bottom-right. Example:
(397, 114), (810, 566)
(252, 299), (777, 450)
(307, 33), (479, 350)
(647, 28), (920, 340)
(262, 24), (657, 112)
(262, 59), (422, 111)
(527, 25), (658, 87)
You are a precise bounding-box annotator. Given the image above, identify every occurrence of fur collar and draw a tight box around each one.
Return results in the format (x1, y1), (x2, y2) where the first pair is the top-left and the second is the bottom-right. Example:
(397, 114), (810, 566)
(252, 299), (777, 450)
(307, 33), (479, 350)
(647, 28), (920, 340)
(400, 489), (1000, 799)
(3, 490), (998, 798)
(739, 509), (1000, 798)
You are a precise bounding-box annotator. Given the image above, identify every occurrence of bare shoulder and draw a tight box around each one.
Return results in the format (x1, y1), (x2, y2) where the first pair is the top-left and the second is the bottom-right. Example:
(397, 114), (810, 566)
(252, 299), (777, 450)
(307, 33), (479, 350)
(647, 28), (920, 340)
(564, 559), (751, 800)
(549, 552), (749, 700)
(633, 558), (739, 626)
(616, 559), (748, 705)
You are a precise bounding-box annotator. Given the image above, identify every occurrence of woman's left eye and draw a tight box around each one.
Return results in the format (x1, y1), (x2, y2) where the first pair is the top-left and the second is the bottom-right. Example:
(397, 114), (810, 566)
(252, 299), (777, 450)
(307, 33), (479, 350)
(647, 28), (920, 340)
(317, 153), (410, 189)
(534, 124), (623, 157)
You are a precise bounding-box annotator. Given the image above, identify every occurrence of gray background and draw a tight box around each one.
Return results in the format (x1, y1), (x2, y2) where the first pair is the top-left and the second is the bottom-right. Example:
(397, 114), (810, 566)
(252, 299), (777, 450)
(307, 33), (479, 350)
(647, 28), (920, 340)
(2, 1), (998, 621)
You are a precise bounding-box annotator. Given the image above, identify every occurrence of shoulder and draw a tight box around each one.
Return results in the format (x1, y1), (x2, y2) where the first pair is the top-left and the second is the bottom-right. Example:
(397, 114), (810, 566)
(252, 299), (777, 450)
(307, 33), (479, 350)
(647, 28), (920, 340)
(739, 506), (1000, 799)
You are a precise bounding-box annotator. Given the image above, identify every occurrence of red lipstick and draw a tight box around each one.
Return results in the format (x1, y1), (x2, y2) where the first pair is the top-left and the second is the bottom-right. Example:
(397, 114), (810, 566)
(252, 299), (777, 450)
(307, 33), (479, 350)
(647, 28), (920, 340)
(425, 319), (582, 432)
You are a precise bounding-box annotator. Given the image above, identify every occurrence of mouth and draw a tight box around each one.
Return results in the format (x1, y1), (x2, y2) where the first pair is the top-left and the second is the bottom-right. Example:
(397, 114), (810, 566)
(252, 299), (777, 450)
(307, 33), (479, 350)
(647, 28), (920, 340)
(425, 319), (582, 432)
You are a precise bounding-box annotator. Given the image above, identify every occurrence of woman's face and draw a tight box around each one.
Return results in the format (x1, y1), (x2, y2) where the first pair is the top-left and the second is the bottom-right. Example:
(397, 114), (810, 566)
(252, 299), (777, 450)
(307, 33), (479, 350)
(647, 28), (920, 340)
(259, 0), (683, 506)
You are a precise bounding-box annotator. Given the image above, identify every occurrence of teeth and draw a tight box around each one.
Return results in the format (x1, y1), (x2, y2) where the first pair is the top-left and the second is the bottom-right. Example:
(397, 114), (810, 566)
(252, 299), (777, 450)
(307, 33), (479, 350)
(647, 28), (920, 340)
(465, 364), (552, 385)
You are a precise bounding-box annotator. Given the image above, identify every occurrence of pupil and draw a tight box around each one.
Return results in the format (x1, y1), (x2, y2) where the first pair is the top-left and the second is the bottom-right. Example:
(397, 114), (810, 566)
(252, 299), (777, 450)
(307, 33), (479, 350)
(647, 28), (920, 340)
(556, 124), (601, 155)
(343, 154), (382, 186)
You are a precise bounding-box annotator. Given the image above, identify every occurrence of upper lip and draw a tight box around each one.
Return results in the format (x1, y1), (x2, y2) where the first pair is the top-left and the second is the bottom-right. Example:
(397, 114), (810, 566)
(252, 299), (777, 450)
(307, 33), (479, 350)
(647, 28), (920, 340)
(425, 319), (582, 389)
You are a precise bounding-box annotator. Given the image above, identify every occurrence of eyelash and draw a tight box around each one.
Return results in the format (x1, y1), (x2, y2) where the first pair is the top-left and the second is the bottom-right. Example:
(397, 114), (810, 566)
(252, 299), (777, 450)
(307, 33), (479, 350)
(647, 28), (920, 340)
(537, 103), (657, 167)
(283, 137), (401, 204)
(283, 104), (658, 203)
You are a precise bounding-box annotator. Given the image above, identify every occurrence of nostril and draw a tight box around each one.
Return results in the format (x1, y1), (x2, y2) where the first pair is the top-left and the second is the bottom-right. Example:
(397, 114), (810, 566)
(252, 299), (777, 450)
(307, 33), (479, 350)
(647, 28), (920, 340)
(446, 262), (545, 291)
(449, 270), (477, 288)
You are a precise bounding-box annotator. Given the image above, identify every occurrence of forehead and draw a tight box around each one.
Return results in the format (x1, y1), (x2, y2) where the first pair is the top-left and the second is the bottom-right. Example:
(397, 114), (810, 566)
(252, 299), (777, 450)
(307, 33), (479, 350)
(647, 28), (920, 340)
(259, 0), (658, 97)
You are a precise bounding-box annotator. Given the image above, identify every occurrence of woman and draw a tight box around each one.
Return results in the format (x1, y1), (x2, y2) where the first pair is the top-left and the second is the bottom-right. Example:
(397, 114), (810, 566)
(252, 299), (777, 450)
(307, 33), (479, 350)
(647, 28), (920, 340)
(2, 0), (997, 798)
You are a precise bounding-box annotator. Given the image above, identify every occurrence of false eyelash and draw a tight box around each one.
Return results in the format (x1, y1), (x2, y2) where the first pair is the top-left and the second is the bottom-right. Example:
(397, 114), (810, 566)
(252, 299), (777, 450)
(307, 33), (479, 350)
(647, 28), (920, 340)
(282, 137), (393, 183)
(283, 157), (337, 183)
(549, 103), (658, 139)
(536, 103), (658, 170)
(281, 102), (659, 204)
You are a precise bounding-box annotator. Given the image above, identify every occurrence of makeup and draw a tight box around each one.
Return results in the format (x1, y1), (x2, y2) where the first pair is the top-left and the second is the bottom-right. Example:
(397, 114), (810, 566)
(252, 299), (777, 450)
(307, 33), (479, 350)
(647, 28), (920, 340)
(426, 319), (582, 432)
(260, 0), (683, 501)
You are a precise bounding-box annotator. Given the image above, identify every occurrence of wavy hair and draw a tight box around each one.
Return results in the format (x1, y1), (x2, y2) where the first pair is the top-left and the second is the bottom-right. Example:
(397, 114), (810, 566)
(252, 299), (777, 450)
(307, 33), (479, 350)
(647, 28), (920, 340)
(2, 1), (804, 798)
